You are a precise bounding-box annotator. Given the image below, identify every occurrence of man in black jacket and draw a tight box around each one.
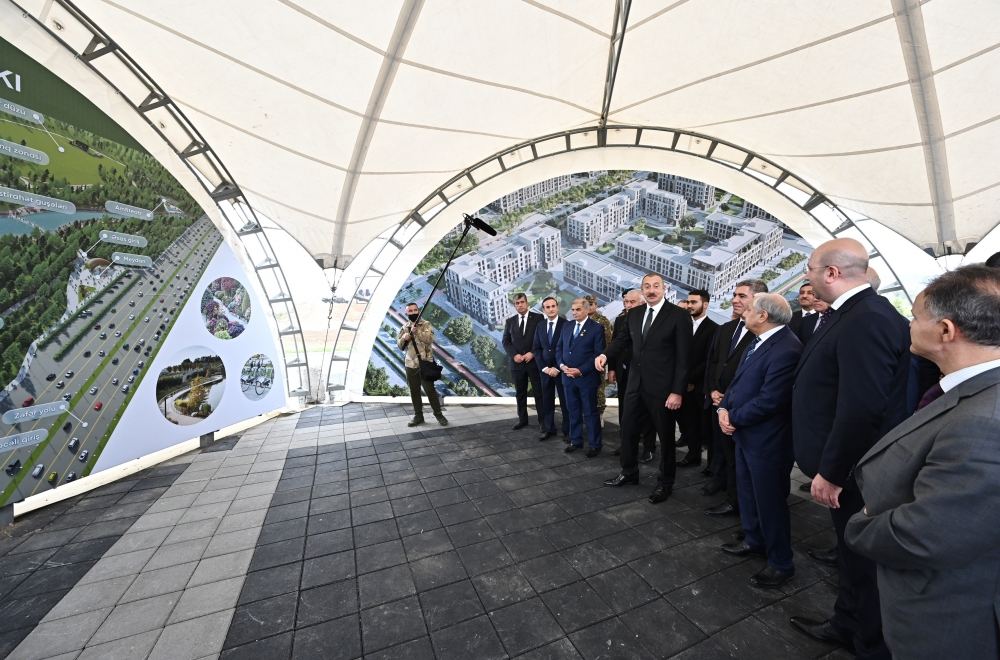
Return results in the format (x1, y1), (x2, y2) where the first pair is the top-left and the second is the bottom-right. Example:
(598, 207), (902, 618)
(678, 289), (718, 468)
(788, 282), (817, 334)
(788, 238), (910, 659)
(596, 273), (692, 503)
(502, 292), (544, 430)
(703, 279), (768, 516)
(608, 289), (656, 461)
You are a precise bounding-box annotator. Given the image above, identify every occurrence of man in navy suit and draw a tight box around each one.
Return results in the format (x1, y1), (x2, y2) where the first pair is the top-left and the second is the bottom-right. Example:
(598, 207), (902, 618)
(502, 292), (544, 430)
(556, 298), (605, 456)
(717, 293), (802, 589)
(532, 296), (568, 441)
(788, 238), (910, 658)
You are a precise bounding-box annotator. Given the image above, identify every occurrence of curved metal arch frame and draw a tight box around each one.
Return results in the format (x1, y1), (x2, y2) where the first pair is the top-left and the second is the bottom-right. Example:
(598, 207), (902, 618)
(14, 0), (312, 396)
(326, 124), (909, 396)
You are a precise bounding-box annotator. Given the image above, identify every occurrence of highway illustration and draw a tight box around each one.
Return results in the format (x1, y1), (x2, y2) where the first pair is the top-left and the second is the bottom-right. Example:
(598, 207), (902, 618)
(0, 216), (222, 505)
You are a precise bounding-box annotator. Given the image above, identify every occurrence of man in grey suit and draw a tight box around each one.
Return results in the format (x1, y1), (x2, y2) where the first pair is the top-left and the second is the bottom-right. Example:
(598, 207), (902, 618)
(846, 264), (1000, 659)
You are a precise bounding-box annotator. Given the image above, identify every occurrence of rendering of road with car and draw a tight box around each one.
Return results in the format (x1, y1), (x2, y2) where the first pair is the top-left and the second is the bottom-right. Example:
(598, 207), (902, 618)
(0, 216), (222, 504)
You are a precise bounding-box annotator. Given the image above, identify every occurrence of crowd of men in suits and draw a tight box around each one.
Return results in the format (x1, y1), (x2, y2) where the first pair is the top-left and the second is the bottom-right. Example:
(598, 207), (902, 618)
(494, 238), (1000, 659)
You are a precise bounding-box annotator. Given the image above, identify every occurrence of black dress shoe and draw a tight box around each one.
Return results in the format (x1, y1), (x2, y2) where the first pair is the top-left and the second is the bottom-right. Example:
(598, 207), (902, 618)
(639, 451), (654, 463)
(674, 437), (685, 447)
(407, 417), (425, 427)
(611, 448), (621, 456)
(603, 473), (639, 487)
(807, 546), (838, 566)
(700, 466), (712, 476)
(720, 541), (765, 557)
(512, 422), (528, 430)
(705, 502), (737, 517)
(701, 483), (723, 496)
(788, 616), (853, 650)
(677, 454), (702, 467)
(648, 486), (672, 504)
(538, 431), (555, 441)
(564, 444), (581, 453)
(750, 565), (794, 589)
(585, 447), (601, 458)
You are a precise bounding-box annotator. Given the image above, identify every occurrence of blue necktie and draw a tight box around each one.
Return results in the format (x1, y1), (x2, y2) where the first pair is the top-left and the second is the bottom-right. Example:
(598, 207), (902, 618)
(741, 336), (760, 365)
(573, 322), (581, 338)
(547, 321), (554, 343)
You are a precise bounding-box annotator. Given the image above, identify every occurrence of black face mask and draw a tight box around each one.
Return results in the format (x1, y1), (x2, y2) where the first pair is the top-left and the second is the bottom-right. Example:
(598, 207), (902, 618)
(407, 313), (420, 322)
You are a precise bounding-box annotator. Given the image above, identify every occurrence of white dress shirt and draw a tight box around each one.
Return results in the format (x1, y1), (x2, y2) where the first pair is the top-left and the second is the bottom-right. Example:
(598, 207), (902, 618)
(939, 358), (1000, 393)
(831, 283), (871, 310)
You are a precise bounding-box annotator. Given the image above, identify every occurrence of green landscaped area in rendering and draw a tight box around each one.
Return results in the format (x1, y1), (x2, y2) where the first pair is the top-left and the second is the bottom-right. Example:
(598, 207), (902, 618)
(0, 119), (104, 185)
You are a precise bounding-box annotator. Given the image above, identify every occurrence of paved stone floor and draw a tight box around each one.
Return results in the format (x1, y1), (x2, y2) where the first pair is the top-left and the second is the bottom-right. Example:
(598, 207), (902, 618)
(1, 403), (852, 659)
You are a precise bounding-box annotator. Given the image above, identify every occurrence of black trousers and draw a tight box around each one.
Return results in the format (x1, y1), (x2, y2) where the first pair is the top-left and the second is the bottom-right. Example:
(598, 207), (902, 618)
(709, 413), (738, 509)
(405, 366), (442, 418)
(679, 390), (710, 459)
(512, 364), (542, 425)
(830, 480), (889, 659)
(616, 367), (656, 454)
(538, 369), (568, 435)
(618, 386), (677, 487)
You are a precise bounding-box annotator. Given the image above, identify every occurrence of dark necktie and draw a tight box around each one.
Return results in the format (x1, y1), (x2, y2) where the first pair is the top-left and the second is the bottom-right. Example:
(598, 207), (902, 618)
(728, 320), (745, 353)
(573, 322), (582, 338)
(916, 382), (944, 410)
(740, 336), (760, 365)
(815, 308), (833, 332)
(547, 320), (554, 343)
(641, 307), (654, 339)
(519, 316), (525, 336)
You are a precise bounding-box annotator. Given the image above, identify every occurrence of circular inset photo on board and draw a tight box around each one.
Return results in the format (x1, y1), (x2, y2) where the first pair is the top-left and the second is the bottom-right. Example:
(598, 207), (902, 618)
(240, 354), (275, 401)
(200, 276), (251, 339)
(155, 347), (226, 425)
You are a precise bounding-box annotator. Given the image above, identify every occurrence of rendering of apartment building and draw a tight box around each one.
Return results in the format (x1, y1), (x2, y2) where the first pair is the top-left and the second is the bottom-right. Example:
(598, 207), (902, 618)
(445, 225), (562, 325)
(656, 173), (716, 208)
(742, 201), (779, 222)
(567, 181), (688, 248)
(563, 250), (672, 304)
(614, 211), (783, 296)
(491, 175), (572, 213)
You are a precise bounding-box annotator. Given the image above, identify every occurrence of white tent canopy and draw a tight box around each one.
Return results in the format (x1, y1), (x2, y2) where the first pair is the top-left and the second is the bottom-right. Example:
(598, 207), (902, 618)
(9, 0), (1000, 260)
(5, 0), (1000, 396)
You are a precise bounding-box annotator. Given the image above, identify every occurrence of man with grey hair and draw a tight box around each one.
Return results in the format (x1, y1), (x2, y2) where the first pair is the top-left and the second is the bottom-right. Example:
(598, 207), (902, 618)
(845, 264), (1000, 659)
(716, 293), (802, 588)
(789, 238), (910, 658)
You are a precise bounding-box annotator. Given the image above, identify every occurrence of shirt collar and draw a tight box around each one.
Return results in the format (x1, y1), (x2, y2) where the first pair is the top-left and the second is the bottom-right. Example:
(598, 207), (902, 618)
(754, 325), (784, 345)
(646, 298), (666, 314)
(939, 358), (1000, 393)
(830, 283), (870, 310)
(692, 315), (706, 332)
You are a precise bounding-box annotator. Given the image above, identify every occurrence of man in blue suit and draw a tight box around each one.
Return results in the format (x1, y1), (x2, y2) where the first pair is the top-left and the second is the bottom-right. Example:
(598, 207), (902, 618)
(532, 296), (568, 441)
(717, 293), (803, 589)
(556, 298), (606, 456)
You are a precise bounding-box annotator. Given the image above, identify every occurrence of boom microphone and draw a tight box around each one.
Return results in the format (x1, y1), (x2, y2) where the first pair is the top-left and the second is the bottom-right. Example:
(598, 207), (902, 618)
(463, 213), (498, 236)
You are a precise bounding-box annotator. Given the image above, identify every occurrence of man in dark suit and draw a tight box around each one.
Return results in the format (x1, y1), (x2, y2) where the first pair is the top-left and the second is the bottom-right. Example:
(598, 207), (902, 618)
(608, 289), (656, 461)
(795, 297), (829, 345)
(845, 265), (1000, 659)
(678, 289), (718, 468)
(788, 239), (910, 659)
(532, 296), (568, 441)
(703, 279), (768, 516)
(556, 298), (606, 456)
(717, 293), (802, 588)
(502, 292), (543, 430)
(788, 282), (816, 334)
(596, 273), (692, 503)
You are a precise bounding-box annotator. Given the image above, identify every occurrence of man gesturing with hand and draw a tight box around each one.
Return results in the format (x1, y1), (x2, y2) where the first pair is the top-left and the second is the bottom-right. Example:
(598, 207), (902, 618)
(596, 273), (691, 503)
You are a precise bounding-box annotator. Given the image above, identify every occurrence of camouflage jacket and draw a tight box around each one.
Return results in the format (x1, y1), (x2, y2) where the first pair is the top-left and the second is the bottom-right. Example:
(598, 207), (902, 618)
(397, 319), (435, 368)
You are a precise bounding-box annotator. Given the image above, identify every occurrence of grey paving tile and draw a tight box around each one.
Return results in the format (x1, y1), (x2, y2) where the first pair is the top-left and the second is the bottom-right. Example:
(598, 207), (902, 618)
(90, 591), (181, 645)
(214, 509), (268, 535)
(79, 547), (156, 585)
(43, 575), (135, 622)
(120, 561), (198, 604)
(163, 518), (221, 546)
(203, 527), (261, 558)
(75, 629), (161, 660)
(128, 508), (187, 533)
(104, 527), (172, 557)
(145, 537), (211, 571)
(168, 576), (245, 624)
(9, 607), (112, 658)
(149, 608), (233, 660)
(187, 549), (254, 588)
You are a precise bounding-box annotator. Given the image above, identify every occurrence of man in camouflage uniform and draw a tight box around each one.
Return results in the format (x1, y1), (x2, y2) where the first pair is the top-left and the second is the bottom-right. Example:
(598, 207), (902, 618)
(398, 302), (448, 427)
(584, 295), (614, 420)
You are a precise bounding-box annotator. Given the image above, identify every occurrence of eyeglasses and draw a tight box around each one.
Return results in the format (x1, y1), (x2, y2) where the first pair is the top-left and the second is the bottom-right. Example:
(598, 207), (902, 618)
(804, 263), (829, 274)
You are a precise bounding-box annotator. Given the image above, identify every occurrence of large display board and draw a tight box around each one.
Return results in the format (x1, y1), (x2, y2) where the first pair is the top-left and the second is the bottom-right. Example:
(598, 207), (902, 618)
(367, 171), (817, 398)
(0, 39), (283, 507)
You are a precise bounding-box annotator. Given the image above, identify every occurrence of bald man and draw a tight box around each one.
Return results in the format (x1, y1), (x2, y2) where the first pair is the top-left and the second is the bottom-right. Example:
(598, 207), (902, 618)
(789, 238), (910, 659)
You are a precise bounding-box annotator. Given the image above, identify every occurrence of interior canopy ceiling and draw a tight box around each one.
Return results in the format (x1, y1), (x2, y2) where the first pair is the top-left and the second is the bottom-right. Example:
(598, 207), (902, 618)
(19, 0), (1000, 260)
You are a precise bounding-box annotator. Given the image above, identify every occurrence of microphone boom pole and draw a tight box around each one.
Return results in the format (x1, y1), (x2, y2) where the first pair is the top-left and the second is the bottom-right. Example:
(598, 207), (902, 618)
(415, 214), (497, 325)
